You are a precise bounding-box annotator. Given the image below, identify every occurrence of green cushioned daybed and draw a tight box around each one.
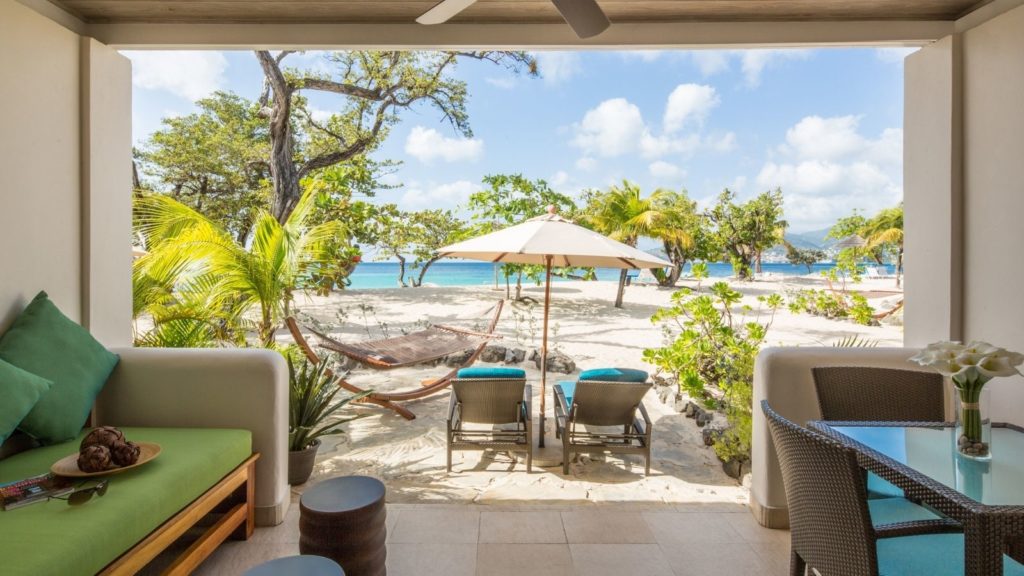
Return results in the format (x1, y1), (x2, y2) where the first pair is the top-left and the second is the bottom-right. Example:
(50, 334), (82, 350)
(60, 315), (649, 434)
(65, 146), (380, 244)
(0, 428), (252, 576)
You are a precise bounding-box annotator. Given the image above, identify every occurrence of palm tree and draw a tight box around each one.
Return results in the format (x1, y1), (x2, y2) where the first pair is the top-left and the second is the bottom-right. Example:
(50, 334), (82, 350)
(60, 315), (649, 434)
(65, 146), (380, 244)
(862, 205), (904, 287)
(585, 181), (674, 307)
(134, 187), (345, 347)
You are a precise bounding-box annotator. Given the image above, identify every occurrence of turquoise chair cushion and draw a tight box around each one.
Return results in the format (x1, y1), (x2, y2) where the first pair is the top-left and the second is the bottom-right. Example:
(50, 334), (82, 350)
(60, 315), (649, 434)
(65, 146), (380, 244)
(456, 367), (526, 379)
(868, 473), (906, 499)
(579, 367), (648, 382)
(877, 533), (1024, 576)
(867, 497), (940, 526)
(556, 381), (576, 406)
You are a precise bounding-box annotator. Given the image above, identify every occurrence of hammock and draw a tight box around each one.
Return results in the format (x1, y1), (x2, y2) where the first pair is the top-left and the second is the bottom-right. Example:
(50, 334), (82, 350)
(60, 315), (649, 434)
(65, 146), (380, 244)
(285, 300), (504, 420)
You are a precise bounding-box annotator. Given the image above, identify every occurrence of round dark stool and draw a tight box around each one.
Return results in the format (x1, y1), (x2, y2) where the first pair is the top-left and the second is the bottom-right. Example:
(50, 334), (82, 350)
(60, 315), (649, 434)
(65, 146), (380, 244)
(299, 476), (387, 576)
(243, 555), (344, 576)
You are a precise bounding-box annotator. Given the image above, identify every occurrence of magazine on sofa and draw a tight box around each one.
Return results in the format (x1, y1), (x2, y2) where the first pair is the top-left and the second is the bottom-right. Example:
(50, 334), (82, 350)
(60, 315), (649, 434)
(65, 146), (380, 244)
(0, 473), (74, 510)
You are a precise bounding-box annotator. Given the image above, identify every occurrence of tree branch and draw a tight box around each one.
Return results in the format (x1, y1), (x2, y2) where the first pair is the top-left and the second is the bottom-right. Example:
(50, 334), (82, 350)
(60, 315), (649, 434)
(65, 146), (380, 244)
(297, 78), (383, 100)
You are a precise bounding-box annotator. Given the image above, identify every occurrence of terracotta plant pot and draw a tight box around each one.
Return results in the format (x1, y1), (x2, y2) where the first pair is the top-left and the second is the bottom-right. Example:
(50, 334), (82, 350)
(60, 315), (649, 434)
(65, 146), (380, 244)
(288, 439), (321, 485)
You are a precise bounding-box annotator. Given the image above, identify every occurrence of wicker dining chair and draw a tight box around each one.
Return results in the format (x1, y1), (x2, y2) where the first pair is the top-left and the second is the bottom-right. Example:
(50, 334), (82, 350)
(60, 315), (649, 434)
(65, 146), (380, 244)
(554, 380), (653, 476)
(812, 366), (946, 422)
(446, 372), (532, 473)
(761, 401), (1024, 576)
(813, 366), (945, 499)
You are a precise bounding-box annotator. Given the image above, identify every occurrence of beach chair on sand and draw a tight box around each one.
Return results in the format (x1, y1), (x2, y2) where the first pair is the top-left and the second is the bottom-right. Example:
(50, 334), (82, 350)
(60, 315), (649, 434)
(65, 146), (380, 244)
(554, 368), (653, 476)
(447, 367), (532, 473)
(285, 300), (504, 420)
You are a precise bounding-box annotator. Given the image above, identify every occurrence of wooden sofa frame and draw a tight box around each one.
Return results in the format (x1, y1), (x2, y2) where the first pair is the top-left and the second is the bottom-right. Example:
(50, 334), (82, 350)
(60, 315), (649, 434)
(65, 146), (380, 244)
(100, 453), (259, 575)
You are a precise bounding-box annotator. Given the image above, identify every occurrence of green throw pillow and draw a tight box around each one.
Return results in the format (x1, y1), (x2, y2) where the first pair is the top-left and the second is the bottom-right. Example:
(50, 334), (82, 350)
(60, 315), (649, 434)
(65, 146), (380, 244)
(0, 291), (119, 444)
(0, 359), (53, 444)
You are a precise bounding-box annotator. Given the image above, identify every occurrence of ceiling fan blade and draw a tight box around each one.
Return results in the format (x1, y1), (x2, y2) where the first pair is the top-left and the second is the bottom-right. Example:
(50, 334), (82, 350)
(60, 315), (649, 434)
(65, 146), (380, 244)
(550, 0), (611, 39)
(416, 0), (479, 25)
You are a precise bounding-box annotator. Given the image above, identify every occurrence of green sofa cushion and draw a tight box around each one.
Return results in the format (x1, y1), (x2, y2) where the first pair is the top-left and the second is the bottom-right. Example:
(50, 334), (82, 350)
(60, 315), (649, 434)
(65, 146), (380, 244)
(0, 359), (52, 444)
(0, 291), (120, 444)
(0, 427), (251, 576)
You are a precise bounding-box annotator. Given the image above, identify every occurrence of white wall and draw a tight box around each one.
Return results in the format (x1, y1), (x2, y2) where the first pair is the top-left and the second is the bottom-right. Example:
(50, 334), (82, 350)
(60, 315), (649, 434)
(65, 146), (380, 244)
(0, 1), (83, 330)
(0, 2), (132, 346)
(961, 5), (1024, 424)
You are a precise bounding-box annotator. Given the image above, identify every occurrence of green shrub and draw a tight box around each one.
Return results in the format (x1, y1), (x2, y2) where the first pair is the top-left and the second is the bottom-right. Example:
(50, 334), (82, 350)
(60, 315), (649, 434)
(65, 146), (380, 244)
(643, 281), (782, 465)
(787, 288), (876, 326)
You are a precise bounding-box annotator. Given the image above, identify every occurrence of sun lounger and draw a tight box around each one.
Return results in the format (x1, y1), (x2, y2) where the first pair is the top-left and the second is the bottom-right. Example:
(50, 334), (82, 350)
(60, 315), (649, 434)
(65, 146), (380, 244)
(446, 367), (532, 473)
(554, 368), (653, 476)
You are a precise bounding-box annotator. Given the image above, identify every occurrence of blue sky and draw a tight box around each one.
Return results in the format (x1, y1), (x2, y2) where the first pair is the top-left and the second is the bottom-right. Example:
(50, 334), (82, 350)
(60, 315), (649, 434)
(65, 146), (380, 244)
(124, 47), (914, 233)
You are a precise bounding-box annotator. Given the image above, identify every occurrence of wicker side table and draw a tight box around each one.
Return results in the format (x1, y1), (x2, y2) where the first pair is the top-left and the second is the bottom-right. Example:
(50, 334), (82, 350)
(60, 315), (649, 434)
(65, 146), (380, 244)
(299, 476), (387, 576)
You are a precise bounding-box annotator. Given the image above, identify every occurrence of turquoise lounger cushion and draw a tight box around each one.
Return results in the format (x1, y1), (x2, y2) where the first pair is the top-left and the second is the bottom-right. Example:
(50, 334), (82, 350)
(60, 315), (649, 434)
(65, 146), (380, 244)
(557, 382), (576, 406)
(0, 291), (119, 444)
(0, 359), (52, 444)
(867, 497), (940, 526)
(457, 367), (526, 379)
(877, 533), (1024, 576)
(579, 367), (648, 383)
(868, 473), (905, 499)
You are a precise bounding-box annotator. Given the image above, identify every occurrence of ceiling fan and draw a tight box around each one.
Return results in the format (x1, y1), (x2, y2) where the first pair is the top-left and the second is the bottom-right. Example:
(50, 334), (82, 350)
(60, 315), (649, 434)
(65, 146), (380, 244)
(416, 0), (611, 39)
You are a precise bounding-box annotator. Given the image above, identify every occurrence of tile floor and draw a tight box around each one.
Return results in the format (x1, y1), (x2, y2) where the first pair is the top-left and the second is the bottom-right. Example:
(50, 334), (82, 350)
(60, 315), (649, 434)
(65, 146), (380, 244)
(194, 503), (790, 576)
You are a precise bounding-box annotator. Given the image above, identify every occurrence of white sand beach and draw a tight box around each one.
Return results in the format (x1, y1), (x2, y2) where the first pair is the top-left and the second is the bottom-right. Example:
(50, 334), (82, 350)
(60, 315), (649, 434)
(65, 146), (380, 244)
(283, 275), (903, 506)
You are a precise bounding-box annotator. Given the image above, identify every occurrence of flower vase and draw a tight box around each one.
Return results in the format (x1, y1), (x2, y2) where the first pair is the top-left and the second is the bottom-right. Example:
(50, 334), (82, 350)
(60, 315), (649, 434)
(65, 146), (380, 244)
(955, 386), (992, 461)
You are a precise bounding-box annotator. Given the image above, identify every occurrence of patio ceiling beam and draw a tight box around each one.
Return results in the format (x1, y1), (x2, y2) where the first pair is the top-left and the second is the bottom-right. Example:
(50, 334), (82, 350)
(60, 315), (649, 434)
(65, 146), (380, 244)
(88, 21), (954, 50)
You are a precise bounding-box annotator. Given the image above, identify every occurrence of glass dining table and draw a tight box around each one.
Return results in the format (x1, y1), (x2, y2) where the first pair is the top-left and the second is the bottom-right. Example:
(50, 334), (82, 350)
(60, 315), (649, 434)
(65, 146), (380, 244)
(809, 420), (1024, 576)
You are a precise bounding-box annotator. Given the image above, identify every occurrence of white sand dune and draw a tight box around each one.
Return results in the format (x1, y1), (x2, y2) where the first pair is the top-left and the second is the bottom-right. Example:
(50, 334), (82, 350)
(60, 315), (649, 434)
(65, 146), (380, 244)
(285, 276), (903, 506)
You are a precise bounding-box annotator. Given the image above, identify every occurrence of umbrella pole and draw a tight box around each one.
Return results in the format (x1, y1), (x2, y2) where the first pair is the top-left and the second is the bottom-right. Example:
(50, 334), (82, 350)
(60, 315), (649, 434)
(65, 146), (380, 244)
(539, 256), (552, 448)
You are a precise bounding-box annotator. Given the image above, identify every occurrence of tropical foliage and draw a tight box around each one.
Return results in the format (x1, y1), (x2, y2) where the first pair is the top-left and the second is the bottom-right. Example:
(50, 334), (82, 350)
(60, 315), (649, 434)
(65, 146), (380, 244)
(643, 278), (783, 465)
(706, 189), (787, 279)
(133, 187), (346, 347)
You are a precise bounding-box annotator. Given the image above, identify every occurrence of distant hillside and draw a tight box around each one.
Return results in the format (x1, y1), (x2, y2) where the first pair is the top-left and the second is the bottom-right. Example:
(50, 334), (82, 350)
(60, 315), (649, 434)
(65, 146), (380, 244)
(784, 227), (835, 250)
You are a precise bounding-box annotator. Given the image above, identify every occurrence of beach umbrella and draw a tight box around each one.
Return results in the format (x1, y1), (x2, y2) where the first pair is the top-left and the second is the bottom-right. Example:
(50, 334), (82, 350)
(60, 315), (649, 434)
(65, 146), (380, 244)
(439, 206), (672, 447)
(835, 234), (867, 249)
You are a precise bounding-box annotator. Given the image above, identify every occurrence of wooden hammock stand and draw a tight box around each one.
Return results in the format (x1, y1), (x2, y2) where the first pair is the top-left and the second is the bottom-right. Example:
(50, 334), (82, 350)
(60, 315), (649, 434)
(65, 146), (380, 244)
(285, 300), (504, 420)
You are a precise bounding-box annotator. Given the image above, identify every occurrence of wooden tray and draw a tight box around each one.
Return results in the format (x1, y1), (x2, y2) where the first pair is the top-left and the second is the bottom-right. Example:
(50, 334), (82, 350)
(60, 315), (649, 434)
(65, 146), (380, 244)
(51, 442), (161, 478)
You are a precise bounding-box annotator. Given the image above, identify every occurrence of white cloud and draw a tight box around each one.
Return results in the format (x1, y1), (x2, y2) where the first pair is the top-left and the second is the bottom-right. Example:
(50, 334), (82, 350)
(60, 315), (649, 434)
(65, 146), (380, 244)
(123, 51), (228, 101)
(575, 157), (598, 171)
(550, 170), (571, 188)
(740, 49), (811, 87)
(571, 85), (733, 161)
(692, 51), (731, 76)
(485, 77), (518, 89)
(533, 52), (582, 85)
(755, 114), (903, 230)
(688, 49), (813, 87)
(400, 180), (480, 210)
(664, 84), (720, 133)
(307, 106), (333, 123)
(621, 50), (664, 63)
(707, 132), (737, 152)
(875, 47), (920, 63)
(572, 98), (647, 158)
(404, 126), (484, 164)
(649, 161), (686, 180)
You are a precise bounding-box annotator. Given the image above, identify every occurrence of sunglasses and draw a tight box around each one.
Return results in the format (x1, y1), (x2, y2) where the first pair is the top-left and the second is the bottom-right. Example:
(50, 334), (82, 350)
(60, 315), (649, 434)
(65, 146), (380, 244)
(51, 481), (109, 506)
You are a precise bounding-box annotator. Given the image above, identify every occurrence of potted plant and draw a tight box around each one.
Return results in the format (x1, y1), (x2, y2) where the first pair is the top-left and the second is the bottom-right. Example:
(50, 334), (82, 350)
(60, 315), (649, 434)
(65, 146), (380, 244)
(288, 356), (368, 485)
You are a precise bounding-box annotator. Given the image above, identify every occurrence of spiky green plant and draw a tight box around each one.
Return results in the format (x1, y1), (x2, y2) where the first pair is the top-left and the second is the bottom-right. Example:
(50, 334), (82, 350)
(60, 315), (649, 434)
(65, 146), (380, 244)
(288, 356), (369, 452)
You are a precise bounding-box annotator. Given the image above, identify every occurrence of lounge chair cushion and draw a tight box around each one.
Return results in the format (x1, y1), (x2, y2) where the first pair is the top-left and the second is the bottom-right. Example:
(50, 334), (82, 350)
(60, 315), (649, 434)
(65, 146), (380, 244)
(0, 291), (119, 444)
(457, 367), (526, 379)
(0, 360), (52, 444)
(0, 427), (251, 576)
(579, 367), (648, 383)
(877, 533), (1024, 576)
(556, 382), (576, 406)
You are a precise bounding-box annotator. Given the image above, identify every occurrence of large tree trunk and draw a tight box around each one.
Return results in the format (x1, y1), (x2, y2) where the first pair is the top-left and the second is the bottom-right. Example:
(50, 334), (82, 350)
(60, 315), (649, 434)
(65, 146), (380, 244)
(412, 257), (440, 287)
(896, 248), (903, 288)
(614, 269), (628, 308)
(395, 255), (408, 287)
(255, 51), (303, 224)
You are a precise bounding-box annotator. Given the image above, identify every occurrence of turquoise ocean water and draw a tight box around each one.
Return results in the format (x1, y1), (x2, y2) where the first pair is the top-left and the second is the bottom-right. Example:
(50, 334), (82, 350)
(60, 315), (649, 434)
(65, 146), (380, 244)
(346, 261), (894, 290)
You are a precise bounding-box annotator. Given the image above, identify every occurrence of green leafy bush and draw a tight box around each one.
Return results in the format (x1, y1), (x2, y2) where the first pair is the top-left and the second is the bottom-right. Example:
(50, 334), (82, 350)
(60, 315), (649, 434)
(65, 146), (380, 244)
(787, 288), (876, 326)
(643, 281), (782, 465)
